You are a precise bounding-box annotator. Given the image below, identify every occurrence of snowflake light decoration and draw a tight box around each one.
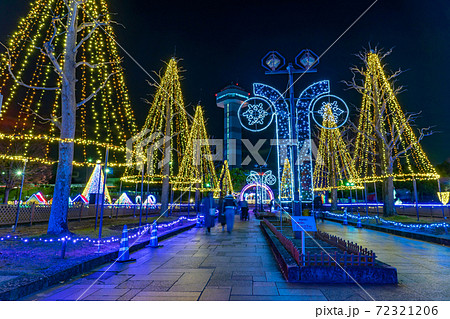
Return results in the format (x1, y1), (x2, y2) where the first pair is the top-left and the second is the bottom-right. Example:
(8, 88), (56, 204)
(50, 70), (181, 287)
(242, 103), (269, 125)
(318, 101), (344, 122)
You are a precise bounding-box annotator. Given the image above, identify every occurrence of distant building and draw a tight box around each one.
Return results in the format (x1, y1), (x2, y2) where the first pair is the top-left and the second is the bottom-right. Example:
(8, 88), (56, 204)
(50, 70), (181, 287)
(216, 84), (250, 168)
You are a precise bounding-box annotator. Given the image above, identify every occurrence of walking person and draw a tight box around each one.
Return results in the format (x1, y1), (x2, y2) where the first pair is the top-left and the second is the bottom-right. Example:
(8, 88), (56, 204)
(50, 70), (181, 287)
(201, 192), (216, 233)
(218, 196), (226, 231)
(223, 194), (238, 233)
(240, 199), (249, 221)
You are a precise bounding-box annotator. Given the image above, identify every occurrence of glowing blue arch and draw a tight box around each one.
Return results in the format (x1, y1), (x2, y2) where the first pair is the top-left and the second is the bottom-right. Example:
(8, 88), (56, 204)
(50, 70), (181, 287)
(296, 80), (330, 202)
(253, 83), (294, 202)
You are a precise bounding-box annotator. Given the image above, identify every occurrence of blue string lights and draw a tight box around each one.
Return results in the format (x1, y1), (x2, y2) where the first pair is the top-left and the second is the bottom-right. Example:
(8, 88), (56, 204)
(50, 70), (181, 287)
(297, 80), (330, 202)
(0, 216), (197, 245)
(322, 211), (449, 230)
(253, 83), (293, 202)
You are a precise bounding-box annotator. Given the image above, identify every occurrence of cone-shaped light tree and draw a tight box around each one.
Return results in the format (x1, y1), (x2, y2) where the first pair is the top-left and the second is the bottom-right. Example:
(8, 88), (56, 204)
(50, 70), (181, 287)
(345, 49), (439, 216)
(215, 160), (234, 198)
(0, 0), (137, 234)
(121, 59), (189, 215)
(280, 158), (293, 200)
(173, 105), (219, 196)
(313, 103), (362, 210)
(82, 163), (112, 204)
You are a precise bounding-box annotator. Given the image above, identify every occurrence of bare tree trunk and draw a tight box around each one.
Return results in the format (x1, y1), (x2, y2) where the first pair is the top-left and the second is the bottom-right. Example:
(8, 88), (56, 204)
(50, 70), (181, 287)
(195, 188), (200, 212)
(331, 188), (338, 211)
(329, 152), (338, 211)
(380, 147), (396, 217)
(47, 1), (78, 234)
(382, 175), (396, 217)
(159, 99), (172, 216)
(3, 187), (11, 204)
(160, 177), (170, 215)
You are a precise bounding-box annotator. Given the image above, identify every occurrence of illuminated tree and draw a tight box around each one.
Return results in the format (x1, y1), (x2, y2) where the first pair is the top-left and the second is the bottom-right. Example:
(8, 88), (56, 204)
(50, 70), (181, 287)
(313, 104), (362, 210)
(229, 168), (247, 192)
(173, 105), (219, 194)
(215, 160), (234, 198)
(344, 49), (439, 216)
(0, 0), (137, 234)
(280, 158), (292, 200)
(82, 163), (112, 204)
(121, 58), (189, 215)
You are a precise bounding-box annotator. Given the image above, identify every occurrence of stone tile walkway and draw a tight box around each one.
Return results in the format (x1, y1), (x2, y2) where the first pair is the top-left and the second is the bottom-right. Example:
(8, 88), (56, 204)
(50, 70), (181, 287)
(317, 220), (450, 301)
(21, 217), (449, 301)
(23, 216), (328, 301)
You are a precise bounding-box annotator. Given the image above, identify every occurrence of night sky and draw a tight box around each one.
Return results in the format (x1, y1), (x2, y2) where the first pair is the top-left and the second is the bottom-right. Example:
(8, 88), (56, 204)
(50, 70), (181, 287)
(1, 0), (449, 164)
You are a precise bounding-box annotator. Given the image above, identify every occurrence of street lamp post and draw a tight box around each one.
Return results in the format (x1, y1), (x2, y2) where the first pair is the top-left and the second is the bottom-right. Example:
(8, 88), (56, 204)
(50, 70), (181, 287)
(139, 161), (145, 227)
(374, 181), (379, 217)
(145, 175), (150, 221)
(94, 160), (102, 230)
(261, 50), (318, 221)
(364, 182), (369, 217)
(98, 147), (109, 241)
(13, 160), (27, 232)
(413, 178), (420, 221)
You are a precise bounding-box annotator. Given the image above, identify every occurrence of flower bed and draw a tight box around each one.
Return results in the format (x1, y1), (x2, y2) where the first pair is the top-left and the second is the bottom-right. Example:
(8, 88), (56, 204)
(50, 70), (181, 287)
(260, 219), (397, 283)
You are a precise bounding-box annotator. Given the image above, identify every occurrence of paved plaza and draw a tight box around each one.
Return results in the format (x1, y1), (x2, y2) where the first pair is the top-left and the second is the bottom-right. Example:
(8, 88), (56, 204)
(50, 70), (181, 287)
(23, 217), (450, 301)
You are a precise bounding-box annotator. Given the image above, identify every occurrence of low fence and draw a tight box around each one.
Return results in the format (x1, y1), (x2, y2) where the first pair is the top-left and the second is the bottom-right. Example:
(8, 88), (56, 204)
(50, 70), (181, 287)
(0, 203), (195, 227)
(262, 218), (301, 264)
(262, 218), (376, 267)
(301, 251), (375, 267)
(315, 229), (375, 256)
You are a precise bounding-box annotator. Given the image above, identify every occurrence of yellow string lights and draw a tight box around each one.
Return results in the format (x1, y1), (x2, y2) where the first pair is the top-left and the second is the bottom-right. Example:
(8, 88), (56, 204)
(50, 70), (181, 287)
(280, 158), (292, 199)
(437, 192), (449, 206)
(173, 105), (219, 192)
(214, 160), (234, 198)
(314, 104), (363, 191)
(121, 58), (189, 185)
(0, 132), (134, 166)
(0, 0), (137, 167)
(352, 52), (439, 183)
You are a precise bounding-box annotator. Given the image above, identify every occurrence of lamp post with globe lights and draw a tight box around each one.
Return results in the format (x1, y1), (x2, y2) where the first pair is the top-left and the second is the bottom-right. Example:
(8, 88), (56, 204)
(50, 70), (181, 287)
(13, 160), (27, 232)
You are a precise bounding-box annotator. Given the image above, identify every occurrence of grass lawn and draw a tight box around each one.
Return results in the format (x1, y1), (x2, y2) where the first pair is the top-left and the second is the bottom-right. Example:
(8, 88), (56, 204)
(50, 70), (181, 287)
(0, 214), (188, 282)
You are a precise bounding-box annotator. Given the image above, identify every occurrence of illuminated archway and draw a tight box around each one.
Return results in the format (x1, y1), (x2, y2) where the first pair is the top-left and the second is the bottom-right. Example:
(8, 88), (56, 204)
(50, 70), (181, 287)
(239, 183), (275, 204)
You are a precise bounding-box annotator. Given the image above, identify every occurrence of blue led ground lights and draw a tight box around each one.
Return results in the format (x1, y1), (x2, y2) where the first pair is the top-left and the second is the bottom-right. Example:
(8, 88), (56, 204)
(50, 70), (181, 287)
(323, 202), (448, 208)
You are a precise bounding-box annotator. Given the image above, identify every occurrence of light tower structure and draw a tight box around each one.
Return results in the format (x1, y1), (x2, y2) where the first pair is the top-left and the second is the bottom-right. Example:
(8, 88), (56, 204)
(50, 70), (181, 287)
(216, 84), (250, 168)
(261, 50), (318, 217)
